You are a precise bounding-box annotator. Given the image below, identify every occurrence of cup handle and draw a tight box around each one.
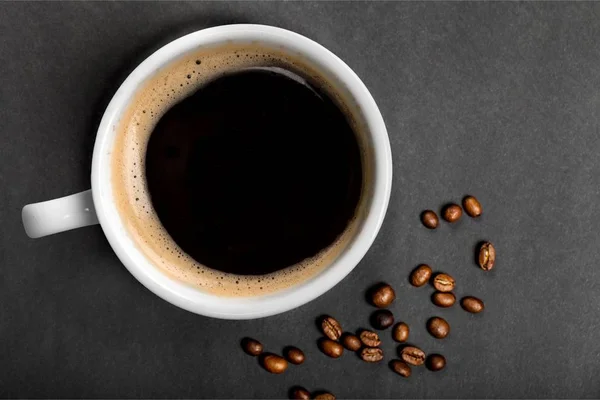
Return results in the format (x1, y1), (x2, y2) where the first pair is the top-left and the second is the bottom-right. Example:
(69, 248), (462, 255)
(22, 189), (100, 238)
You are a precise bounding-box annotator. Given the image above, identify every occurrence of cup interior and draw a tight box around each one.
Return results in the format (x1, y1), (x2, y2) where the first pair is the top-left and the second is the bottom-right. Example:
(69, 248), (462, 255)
(91, 24), (392, 319)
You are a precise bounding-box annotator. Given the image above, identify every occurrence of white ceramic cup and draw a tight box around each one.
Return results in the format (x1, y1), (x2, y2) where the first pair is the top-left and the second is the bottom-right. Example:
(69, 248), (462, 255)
(21, 25), (392, 319)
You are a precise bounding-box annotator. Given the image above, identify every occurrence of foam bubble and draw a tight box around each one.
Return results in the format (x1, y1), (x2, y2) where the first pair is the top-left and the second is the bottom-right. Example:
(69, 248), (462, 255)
(111, 43), (370, 297)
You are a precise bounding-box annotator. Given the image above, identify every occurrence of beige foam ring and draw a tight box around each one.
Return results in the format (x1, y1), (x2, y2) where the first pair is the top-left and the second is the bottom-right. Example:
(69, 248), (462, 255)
(111, 43), (372, 297)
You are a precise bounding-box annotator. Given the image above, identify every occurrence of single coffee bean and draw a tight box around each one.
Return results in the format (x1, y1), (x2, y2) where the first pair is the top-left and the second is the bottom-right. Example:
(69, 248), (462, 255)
(461, 296), (485, 313)
(319, 338), (344, 358)
(370, 283), (396, 308)
(426, 354), (446, 371)
(360, 347), (384, 363)
(442, 203), (463, 222)
(359, 330), (381, 347)
(432, 291), (456, 308)
(284, 347), (305, 365)
(241, 337), (263, 356)
(433, 273), (455, 292)
(341, 333), (362, 351)
(371, 309), (394, 330)
(463, 195), (482, 217)
(427, 317), (450, 339)
(400, 346), (425, 366)
(262, 353), (288, 374)
(421, 210), (439, 229)
(478, 242), (496, 271)
(390, 359), (412, 377)
(313, 392), (336, 400)
(321, 316), (342, 341)
(290, 387), (311, 400)
(392, 322), (410, 343)
(410, 264), (432, 287)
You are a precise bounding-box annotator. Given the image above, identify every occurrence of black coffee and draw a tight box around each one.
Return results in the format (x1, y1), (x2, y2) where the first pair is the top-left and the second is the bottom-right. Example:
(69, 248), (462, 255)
(145, 68), (362, 275)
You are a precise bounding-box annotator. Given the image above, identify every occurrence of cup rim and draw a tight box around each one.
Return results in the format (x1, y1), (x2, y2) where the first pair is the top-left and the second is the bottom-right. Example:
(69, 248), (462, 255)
(91, 24), (392, 319)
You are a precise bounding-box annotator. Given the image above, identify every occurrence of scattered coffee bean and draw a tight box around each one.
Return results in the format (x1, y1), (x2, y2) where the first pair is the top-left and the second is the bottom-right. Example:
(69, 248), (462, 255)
(426, 354), (446, 371)
(421, 210), (439, 229)
(400, 346), (425, 366)
(341, 333), (362, 351)
(321, 316), (342, 341)
(390, 359), (412, 377)
(463, 195), (482, 217)
(360, 347), (384, 363)
(359, 330), (381, 347)
(319, 338), (344, 358)
(410, 264), (432, 287)
(290, 387), (311, 400)
(241, 337), (263, 356)
(392, 322), (410, 343)
(461, 296), (485, 313)
(427, 317), (450, 339)
(262, 353), (288, 374)
(371, 309), (394, 330)
(432, 291), (456, 308)
(370, 283), (396, 308)
(442, 203), (463, 222)
(284, 347), (305, 365)
(478, 242), (496, 271)
(313, 392), (336, 400)
(433, 273), (455, 292)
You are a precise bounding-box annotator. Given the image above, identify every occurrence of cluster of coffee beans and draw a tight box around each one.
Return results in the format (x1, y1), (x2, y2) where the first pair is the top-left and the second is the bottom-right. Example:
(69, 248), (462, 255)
(365, 282), (447, 377)
(421, 195), (482, 228)
(241, 195), (496, 397)
(241, 336), (336, 398)
(313, 283), (448, 378)
(409, 196), (496, 378)
(409, 267), (486, 313)
(241, 337), (305, 374)
(317, 314), (385, 363)
(312, 284), (398, 367)
(240, 336), (337, 398)
(399, 262), (489, 377)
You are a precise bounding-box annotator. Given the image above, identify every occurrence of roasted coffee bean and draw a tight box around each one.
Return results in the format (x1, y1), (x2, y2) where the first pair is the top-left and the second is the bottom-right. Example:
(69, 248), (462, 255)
(321, 316), (342, 341)
(463, 195), (482, 217)
(442, 204), (462, 222)
(370, 283), (396, 308)
(433, 273), (455, 292)
(262, 353), (288, 374)
(371, 309), (394, 330)
(313, 392), (336, 400)
(390, 359), (411, 377)
(360, 347), (384, 363)
(432, 291), (456, 308)
(284, 347), (305, 365)
(241, 337), (263, 356)
(427, 317), (450, 339)
(392, 322), (409, 343)
(410, 264), (432, 287)
(461, 296), (484, 313)
(426, 354), (446, 371)
(359, 330), (381, 347)
(400, 346), (425, 366)
(421, 210), (439, 229)
(478, 242), (496, 271)
(319, 338), (344, 358)
(290, 387), (311, 400)
(341, 333), (362, 351)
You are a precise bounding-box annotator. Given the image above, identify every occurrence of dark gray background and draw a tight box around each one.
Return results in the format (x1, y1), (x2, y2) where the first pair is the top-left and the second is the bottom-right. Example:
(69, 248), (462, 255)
(1, 1), (599, 398)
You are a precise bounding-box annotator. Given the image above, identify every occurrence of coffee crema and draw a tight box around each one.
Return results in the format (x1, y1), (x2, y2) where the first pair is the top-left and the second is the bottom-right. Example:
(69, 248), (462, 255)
(111, 43), (369, 297)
